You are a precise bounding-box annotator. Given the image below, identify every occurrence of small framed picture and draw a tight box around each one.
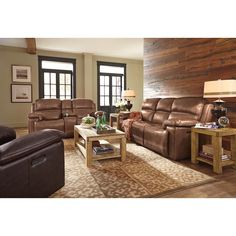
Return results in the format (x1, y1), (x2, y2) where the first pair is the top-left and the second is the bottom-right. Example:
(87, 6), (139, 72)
(12, 65), (31, 83)
(11, 84), (32, 103)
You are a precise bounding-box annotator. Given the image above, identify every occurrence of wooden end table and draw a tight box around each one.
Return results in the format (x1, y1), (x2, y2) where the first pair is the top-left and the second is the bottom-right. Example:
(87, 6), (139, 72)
(191, 127), (236, 174)
(74, 125), (126, 167)
(109, 112), (130, 130)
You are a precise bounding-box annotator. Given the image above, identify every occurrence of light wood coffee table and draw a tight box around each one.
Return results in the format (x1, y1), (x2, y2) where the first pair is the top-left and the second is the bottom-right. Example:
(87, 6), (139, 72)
(74, 125), (126, 167)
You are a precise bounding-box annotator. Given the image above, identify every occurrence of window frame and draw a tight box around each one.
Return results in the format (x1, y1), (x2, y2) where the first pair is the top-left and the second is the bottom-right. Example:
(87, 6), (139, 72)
(38, 56), (76, 99)
(97, 61), (126, 110)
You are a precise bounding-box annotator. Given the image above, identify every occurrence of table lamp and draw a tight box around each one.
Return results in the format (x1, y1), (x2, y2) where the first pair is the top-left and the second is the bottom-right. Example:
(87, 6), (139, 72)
(122, 89), (136, 111)
(203, 79), (236, 125)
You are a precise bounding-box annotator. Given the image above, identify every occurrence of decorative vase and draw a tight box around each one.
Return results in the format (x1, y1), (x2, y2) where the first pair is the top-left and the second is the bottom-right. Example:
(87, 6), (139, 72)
(96, 115), (101, 130)
(81, 114), (95, 128)
(120, 105), (126, 111)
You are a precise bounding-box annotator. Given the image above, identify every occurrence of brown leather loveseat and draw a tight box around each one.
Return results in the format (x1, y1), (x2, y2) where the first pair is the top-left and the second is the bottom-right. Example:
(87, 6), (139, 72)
(130, 97), (213, 161)
(28, 98), (96, 137)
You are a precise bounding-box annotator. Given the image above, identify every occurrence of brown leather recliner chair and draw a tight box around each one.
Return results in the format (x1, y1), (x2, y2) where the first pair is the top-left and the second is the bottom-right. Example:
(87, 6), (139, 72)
(28, 98), (96, 137)
(130, 97), (213, 161)
(0, 126), (65, 198)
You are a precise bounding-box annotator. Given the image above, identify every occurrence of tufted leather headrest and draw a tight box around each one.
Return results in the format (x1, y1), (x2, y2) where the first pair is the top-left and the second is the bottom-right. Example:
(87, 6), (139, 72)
(35, 99), (61, 111)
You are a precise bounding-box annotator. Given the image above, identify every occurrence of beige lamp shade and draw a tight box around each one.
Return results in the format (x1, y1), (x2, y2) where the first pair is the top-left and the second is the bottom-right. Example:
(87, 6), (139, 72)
(203, 79), (236, 98)
(122, 89), (136, 98)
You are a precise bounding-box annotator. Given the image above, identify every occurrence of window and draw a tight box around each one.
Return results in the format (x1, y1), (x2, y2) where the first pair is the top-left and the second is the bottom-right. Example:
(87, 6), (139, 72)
(38, 56), (76, 99)
(97, 61), (126, 116)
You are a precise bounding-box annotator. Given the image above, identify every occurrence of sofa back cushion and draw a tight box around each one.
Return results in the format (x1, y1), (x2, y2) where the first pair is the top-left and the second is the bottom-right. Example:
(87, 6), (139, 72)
(72, 99), (96, 121)
(34, 99), (62, 120)
(152, 98), (174, 124)
(168, 97), (205, 121)
(141, 98), (160, 122)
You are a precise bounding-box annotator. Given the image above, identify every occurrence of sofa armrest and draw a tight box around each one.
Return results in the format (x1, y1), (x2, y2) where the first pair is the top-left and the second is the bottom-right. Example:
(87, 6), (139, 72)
(0, 129), (64, 165)
(0, 126), (16, 145)
(163, 119), (198, 128)
(28, 112), (42, 120)
(122, 111), (142, 120)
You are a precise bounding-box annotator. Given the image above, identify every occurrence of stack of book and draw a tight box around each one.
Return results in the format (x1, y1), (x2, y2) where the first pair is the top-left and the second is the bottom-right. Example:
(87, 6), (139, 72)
(93, 145), (114, 154)
(199, 144), (231, 161)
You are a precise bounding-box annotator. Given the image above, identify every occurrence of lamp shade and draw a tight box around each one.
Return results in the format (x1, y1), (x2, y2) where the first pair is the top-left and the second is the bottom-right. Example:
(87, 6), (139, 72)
(203, 79), (236, 98)
(122, 89), (136, 98)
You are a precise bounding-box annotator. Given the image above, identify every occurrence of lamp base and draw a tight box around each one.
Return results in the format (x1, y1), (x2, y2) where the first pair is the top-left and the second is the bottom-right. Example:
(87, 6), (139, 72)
(211, 99), (227, 127)
(212, 108), (227, 120)
(125, 100), (133, 112)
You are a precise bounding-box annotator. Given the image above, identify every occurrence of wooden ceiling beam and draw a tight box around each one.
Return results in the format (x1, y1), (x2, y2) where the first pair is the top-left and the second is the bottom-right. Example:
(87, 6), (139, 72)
(25, 38), (36, 54)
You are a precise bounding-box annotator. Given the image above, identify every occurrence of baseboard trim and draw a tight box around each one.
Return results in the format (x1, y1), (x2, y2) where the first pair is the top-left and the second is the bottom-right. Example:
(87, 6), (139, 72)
(0, 122), (27, 128)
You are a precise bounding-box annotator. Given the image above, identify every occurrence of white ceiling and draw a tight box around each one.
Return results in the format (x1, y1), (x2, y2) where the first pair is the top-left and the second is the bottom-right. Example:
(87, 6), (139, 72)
(0, 38), (143, 60)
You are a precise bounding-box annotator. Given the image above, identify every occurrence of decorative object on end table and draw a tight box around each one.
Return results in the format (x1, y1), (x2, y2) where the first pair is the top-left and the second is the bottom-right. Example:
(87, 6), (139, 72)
(218, 116), (229, 128)
(81, 114), (95, 128)
(122, 89), (136, 111)
(12, 65), (31, 83)
(115, 99), (126, 113)
(93, 125), (116, 134)
(11, 84), (32, 103)
(194, 122), (218, 129)
(204, 79), (236, 127)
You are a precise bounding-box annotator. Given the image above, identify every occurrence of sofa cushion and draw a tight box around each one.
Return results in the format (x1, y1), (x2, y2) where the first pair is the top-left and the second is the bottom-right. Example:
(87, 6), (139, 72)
(163, 119), (198, 127)
(169, 97), (205, 120)
(34, 99), (62, 120)
(141, 98), (160, 122)
(72, 99), (96, 109)
(131, 120), (153, 145)
(156, 98), (174, 112)
(35, 111), (62, 120)
(34, 119), (64, 132)
(35, 99), (61, 111)
(144, 125), (168, 156)
(152, 98), (174, 124)
(72, 99), (96, 123)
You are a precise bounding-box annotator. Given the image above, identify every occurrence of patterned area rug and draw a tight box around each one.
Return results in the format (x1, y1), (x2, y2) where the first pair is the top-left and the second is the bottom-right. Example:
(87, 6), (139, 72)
(51, 139), (215, 198)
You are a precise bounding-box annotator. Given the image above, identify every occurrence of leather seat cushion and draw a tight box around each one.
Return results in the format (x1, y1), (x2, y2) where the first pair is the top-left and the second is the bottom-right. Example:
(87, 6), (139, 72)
(144, 125), (168, 156)
(131, 121), (153, 145)
(35, 110), (62, 120)
(34, 119), (64, 132)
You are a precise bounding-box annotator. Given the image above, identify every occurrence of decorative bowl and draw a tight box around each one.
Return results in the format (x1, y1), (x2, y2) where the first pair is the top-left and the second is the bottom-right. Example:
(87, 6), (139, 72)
(81, 114), (95, 128)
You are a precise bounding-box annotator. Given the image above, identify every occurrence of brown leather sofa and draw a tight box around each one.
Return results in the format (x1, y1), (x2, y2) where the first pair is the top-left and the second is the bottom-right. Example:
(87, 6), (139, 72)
(0, 126), (65, 197)
(28, 98), (96, 137)
(130, 97), (213, 161)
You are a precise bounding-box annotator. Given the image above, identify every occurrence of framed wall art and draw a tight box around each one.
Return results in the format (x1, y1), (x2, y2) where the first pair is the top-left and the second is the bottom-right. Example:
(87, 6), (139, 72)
(12, 65), (31, 83)
(11, 84), (32, 103)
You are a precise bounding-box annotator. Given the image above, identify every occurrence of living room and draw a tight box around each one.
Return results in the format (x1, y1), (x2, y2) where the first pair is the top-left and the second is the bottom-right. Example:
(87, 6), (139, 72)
(1, 1), (235, 236)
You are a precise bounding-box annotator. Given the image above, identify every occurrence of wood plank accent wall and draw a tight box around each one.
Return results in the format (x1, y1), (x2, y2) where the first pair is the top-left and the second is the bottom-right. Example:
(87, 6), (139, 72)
(144, 38), (236, 127)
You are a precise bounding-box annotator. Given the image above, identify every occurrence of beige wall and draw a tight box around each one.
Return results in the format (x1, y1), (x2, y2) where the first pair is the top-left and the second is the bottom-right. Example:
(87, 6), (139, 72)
(0, 45), (143, 127)
(0, 46), (37, 127)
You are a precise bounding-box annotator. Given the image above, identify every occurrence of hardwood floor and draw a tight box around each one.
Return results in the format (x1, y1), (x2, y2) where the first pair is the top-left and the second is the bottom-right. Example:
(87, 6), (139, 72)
(163, 161), (236, 197)
(15, 128), (236, 198)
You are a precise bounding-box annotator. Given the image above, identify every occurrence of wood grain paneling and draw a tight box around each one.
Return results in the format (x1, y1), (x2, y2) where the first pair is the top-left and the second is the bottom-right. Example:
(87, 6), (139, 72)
(25, 38), (36, 54)
(144, 38), (236, 127)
